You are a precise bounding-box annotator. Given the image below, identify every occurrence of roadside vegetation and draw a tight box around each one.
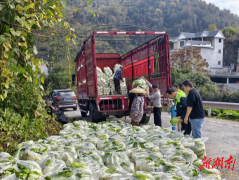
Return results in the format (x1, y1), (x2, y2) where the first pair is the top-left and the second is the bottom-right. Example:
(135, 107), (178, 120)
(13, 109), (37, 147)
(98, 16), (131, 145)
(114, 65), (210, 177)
(171, 67), (239, 103)
(204, 108), (239, 121)
(0, 0), (92, 153)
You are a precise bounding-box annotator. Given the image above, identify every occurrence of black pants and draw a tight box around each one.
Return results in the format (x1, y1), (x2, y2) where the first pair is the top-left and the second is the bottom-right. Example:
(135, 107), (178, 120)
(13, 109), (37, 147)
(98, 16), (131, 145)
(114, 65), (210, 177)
(181, 120), (192, 135)
(114, 78), (120, 93)
(154, 107), (162, 127)
(129, 93), (136, 111)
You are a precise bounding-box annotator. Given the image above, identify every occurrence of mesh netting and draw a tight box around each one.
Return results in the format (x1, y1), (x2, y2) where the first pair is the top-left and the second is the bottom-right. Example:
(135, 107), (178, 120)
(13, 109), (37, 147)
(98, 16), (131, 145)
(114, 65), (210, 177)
(95, 34), (159, 55)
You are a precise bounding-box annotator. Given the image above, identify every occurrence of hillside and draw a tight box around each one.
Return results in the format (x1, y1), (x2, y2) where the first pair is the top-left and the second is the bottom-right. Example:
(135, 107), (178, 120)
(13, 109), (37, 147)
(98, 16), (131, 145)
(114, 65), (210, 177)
(40, 0), (239, 91)
(68, 0), (239, 37)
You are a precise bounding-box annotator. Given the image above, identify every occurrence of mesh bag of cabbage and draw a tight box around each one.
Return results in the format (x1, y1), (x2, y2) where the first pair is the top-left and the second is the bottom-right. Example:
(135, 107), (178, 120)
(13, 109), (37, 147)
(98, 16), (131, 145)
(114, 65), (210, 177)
(104, 67), (113, 77)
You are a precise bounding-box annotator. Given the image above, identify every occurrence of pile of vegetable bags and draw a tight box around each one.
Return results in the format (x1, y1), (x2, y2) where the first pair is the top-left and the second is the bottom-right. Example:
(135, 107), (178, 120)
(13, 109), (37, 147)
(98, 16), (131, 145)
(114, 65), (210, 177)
(0, 120), (220, 180)
(132, 78), (149, 94)
(97, 64), (127, 95)
(97, 67), (113, 95)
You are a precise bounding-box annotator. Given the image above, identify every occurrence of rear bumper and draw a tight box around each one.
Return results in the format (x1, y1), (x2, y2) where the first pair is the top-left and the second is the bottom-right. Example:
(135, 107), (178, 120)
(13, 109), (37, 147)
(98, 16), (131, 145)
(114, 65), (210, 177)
(58, 104), (77, 108)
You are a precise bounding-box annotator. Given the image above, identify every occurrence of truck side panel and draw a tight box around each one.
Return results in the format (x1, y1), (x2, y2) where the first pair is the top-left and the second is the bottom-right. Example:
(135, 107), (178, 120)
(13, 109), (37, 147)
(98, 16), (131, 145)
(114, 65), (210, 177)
(149, 35), (171, 94)
(77, 52), (87, 99)
(85, 36), (97, 97)
(121, 34), (171, 94)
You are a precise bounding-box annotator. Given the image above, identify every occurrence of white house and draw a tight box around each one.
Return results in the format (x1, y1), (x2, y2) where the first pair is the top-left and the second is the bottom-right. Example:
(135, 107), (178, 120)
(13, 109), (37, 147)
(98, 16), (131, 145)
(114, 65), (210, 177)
(170, 30), (225, 71)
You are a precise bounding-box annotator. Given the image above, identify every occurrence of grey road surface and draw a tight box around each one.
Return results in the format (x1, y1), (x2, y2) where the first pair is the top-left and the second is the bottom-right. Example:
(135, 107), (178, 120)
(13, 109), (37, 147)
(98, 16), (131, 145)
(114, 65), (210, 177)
(63, 105), (81, 119)
(64, 108), (239, 179)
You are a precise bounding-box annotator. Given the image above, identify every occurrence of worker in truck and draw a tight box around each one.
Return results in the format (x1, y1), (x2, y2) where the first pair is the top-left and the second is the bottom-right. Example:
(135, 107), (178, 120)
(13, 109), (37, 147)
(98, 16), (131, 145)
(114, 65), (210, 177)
(113, 65), (124, 94)
(141, 76), (162, 127)
(166, 88), (191, 135)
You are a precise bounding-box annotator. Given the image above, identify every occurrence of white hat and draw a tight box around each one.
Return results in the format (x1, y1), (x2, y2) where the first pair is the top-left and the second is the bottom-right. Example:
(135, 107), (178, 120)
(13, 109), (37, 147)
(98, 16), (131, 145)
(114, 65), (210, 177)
(129, 87), (147, 94)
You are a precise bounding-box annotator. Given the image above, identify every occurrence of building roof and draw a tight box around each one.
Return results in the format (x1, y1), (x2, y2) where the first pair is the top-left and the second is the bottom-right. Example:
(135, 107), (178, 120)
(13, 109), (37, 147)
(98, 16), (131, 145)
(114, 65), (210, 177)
(177, 30), (225, 41)
(202, 30), (220, 37)
(181, 32), (195, 38)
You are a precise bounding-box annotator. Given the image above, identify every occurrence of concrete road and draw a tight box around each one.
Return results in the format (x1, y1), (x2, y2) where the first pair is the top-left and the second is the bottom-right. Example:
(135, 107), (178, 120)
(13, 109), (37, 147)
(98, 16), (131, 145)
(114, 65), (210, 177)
(64, 109), (239, 179)
(63, 105), (81, 119)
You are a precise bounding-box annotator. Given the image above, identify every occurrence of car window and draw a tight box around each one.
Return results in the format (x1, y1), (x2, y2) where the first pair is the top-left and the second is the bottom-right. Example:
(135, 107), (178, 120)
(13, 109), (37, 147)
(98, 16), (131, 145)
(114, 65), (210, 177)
(58, 91), (75, 96)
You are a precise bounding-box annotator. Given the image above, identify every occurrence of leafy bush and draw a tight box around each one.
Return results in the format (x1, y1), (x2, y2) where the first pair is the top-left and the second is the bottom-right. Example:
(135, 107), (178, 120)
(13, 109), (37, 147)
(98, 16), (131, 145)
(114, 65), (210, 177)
(204, 108), (239, 121)
(0, 0), (77, 153)
(171, 67), (219, 99)
(171, 67), (239, 103)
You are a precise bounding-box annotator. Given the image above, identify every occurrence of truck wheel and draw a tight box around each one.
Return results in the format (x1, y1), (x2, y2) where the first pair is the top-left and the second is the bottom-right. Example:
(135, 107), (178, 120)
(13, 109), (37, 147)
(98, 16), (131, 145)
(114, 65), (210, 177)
(81, 111), (87, 117)
(89, 103), (97, 123)
(140, 113), (150, 125)
(98, 117), (106, 122)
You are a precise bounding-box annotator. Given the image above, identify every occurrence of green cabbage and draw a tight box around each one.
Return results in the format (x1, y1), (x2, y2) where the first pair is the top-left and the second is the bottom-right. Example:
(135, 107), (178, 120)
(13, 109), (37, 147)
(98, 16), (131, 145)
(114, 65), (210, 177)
(133, 172), (155, 180)
(70, 162), (87, 168)
(170, 117), (179, 125)
(0, 119), (219, 180)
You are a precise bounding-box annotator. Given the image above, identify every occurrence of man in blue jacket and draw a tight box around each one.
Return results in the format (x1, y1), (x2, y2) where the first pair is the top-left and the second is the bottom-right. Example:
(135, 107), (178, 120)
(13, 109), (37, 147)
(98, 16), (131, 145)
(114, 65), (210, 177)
(113, 65), (124, 94)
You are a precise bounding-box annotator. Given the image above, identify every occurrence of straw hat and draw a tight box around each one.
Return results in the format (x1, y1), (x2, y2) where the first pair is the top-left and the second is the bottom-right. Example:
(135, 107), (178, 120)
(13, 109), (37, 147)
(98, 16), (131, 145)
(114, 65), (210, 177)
(129, 87), (147, 94)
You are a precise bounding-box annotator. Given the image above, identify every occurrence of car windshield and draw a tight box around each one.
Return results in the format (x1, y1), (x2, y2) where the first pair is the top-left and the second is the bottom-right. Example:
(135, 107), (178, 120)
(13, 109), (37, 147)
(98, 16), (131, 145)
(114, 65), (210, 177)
(58, 91), (75, 96)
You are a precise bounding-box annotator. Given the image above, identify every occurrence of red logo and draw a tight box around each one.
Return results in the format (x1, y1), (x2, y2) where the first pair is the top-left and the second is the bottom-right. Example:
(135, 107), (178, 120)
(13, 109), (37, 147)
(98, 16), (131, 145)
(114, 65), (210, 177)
(199, 155), (236, 171)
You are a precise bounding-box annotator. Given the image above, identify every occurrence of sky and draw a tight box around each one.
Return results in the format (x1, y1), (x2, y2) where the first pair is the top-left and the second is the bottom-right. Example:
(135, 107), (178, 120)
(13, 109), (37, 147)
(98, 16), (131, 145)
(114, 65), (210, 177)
(204, 0), (239, 15)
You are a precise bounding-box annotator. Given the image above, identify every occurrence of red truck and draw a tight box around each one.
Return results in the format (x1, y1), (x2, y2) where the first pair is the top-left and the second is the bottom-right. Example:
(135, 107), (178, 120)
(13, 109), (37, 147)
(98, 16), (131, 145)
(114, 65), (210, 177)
(74, 31), (171, 123)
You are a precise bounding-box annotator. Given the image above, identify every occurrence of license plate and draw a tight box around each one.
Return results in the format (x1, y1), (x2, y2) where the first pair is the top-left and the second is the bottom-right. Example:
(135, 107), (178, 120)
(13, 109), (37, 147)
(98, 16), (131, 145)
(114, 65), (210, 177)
(64, 98), (70, 101)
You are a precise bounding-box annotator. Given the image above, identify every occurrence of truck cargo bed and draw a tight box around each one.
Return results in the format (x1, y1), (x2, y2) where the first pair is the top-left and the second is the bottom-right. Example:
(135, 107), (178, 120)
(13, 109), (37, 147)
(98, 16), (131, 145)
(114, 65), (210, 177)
(74, 30), (171, 121)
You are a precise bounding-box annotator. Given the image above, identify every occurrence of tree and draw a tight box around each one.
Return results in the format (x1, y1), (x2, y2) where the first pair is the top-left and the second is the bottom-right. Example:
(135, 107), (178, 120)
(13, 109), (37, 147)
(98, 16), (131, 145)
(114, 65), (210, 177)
(0, 0), (92, 153)
(222, 26), (239, 38)
(171, 47), (209, 72)
(37, 0), (96, 93)
(171, 67), (221, 101)
(208, 24), (218, 31)
(222, 25), (239, 66)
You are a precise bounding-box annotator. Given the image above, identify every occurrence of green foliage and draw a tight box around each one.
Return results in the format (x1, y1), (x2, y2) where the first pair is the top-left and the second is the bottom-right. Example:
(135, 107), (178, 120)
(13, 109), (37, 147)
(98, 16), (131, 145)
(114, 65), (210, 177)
(222, 26), (239, 38)
(43, 65), (73, 92)
(40, 0), (239, 95)
(0, 0), (77, 153)
(37, 0), (96, 94)
(171, 67), (221, 101)
(204, 108), (239, 121)
(207, 24), (217, 31)
(222, 24), (239, 66)
(68, 0), (239, 37)
(171, 67), (217, 90)
(171, 67), (239, 103)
